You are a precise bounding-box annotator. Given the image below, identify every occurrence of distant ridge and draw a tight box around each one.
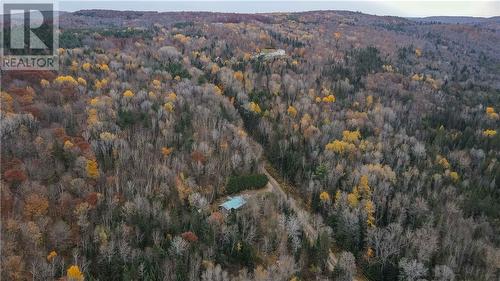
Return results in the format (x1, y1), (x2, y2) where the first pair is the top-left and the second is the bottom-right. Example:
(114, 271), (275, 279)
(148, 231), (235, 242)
(408, 16), (500, 24)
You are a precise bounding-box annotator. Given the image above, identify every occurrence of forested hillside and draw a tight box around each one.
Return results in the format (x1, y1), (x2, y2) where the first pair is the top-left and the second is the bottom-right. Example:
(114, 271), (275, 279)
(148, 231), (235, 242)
(1, 10), (499, 281)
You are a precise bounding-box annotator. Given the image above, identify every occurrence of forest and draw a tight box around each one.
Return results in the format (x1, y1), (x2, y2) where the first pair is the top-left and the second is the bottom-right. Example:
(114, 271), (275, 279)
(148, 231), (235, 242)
(1, 9), (499, 281)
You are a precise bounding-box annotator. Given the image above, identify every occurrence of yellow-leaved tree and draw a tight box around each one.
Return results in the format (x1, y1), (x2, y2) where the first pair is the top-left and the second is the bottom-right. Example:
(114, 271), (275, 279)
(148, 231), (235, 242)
(436, 155), (450, 169)
(325, 140), (355, 154)
(364, 200), (376, 228)
(366, 95), (373, 107)
(55, 75), (78, 86)
(98, 63), (109, 72)
(483, 129), (497, 137)
(164, 102), (174, 112)
(342, 130), (361, 143)
(357, 175), (371, 198)
(322, 94), (335, 103)
(64, 140), (74, 150)
(359, 175), (376, 227)
(167, 92), (177, 101)
(67, 265), (84, 281)
(77, 77), (87, 86)
(347, 189), (359, 208)
(152, 79), (161, 89)
(123, 90), (134, 98)
(248, 102), (262, 114)
(287, 105), (298, 118)
(47, 251), (57, 262)
(82, 62), (91, 71)
(95, 79), (108, 90)
(214, 85), (223, 95)
(319, 191), (330, 202)
(86, 159), (100, 179)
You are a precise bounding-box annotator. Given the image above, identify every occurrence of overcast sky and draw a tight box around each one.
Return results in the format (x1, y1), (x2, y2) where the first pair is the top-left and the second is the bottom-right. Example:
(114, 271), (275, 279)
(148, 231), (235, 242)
(5, 1), (499, 18)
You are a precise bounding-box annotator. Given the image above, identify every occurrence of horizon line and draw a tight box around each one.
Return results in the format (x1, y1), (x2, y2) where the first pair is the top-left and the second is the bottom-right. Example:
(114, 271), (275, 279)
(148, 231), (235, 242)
(53, 1), (500, 18)
(5, 8), (499, 19)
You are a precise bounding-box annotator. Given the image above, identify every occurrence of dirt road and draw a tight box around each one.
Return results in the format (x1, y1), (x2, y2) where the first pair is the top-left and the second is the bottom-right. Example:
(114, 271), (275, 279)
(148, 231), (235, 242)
(262, 166), (368, 281)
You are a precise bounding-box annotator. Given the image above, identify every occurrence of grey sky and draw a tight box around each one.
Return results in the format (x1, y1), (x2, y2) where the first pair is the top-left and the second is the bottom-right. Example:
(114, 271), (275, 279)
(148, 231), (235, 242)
(44, 1), (500, 18)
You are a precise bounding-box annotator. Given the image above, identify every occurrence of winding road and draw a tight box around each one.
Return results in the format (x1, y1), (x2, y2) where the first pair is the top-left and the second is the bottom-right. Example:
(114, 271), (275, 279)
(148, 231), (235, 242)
(261, 165), (369, 281)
